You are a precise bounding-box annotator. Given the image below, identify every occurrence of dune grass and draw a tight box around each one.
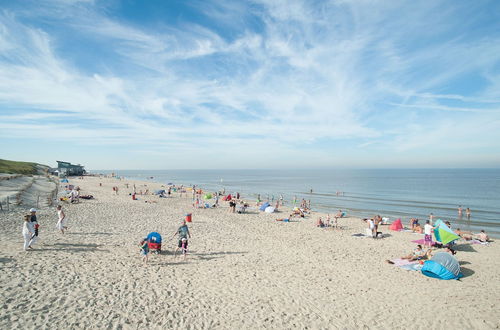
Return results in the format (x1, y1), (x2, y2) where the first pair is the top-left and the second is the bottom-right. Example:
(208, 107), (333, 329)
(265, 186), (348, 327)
(0, 159), (46, 175)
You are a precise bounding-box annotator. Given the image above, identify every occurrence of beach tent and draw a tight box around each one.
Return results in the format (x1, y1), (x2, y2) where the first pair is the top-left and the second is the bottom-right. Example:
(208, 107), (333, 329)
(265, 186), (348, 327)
(264, 206), (275, 213)
(154, 189), (165, 195)
(434, 222), (460, 245)
(259, 202), (270, 211)
(60, 179), (69, 183)
(146, 232), (162, 243)
(389, 218), (403, 231)
(204, 193), (212, 200)
(421, 252), (462, 280)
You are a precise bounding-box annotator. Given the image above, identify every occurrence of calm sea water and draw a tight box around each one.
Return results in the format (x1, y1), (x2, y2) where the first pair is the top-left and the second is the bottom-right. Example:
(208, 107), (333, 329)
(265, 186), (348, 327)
(96, 169), (500, 237)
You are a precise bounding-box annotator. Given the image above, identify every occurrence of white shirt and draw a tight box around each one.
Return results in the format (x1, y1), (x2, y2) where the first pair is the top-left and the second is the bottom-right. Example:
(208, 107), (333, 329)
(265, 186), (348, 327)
(424, 224), (433, 235)
(22, 221), (34, 235)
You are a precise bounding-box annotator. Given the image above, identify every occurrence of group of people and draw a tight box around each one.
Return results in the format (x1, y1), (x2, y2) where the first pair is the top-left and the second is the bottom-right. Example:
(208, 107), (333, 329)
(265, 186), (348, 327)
(316, 210), (346, 228)
(21, 205), (68, 251)
(139, 219), (192, 265)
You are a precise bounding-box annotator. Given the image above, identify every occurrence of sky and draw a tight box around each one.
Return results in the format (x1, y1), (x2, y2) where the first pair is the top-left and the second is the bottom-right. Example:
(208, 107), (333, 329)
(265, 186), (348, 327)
(0, 0), (499, 170)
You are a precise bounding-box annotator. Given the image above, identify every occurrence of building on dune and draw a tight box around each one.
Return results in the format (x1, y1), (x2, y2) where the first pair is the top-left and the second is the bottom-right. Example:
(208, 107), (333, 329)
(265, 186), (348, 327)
(54, 161), (86, 177)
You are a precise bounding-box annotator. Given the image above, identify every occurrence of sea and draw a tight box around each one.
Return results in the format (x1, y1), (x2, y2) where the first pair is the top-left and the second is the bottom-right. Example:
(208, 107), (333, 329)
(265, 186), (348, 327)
(95, 169), (500, 237)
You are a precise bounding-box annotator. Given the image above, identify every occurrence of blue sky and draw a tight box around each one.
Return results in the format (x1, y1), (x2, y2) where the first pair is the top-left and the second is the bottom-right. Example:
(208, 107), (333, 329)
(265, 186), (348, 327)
(0, 0), (499, 170)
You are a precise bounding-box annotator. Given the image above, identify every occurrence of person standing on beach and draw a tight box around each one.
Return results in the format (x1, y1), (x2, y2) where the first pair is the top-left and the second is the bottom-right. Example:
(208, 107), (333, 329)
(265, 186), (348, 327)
(173, 220), (191, 258)
(22, 215), (34, 251)
(458, 206), (463, 217)
(293, 195), (297, 206)
(28, 208), (39, 248)
(424, 220), (434, 247)
(466, 208), (471, 219)
(56, 205), (68, 234)
(139, 238), (149, 265)
(429, 213), (434, 224)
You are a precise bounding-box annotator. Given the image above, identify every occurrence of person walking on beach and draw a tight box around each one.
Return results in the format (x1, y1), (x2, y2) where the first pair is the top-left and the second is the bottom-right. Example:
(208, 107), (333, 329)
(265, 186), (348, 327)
(28, 208), (39, 248)
(173, 220), (191, 259)
(56, 205), (68, 234)
(22, 215), (34, 251)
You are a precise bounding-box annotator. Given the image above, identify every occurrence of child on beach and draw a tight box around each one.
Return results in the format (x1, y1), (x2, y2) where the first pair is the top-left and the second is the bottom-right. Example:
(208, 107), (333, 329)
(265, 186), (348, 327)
(139, 238), (149, 265)
(56, 205), (68, 234)
(22, 214), (34, 251)
(28, 208), (39, 248)
(173, 220), (191, 259)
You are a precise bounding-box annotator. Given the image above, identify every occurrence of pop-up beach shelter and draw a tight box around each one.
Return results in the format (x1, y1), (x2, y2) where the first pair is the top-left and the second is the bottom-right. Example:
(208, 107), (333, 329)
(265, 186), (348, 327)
(204, 194), (212, 200)
(434, 222), (460, 245)
(259, 202), (270, 211)
(421, 252), (462, 280)
(60, 178), (69, 183)
(389, 218), (403, 231)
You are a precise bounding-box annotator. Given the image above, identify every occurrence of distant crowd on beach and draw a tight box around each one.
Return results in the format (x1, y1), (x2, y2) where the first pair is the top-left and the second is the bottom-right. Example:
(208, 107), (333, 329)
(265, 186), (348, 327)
(17, 176), (493, 277)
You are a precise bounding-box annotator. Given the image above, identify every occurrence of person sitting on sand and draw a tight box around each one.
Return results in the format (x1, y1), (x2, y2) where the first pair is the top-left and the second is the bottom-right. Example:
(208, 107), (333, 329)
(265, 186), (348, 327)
(401, 245), (427, 261)
(316, 217), (325, 228)
(409, 218), (419, 231)
(476, 230), (490, 242)
(455, 228), (472, 240)
(414, 223), (423, 234)
(335, 210), (343, 220)
(173, 220), (191, 258)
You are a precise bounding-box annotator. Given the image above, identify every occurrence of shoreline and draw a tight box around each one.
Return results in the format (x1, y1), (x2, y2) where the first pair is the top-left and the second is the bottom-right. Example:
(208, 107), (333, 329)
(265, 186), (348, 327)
(0, 176), (499, 329)
(100, 171), (500, 238)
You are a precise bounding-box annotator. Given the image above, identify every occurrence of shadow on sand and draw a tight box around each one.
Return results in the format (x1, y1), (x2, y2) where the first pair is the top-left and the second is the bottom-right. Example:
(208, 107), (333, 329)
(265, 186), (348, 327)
(455, 244), (477, 253)
(460, 267), (475, 278)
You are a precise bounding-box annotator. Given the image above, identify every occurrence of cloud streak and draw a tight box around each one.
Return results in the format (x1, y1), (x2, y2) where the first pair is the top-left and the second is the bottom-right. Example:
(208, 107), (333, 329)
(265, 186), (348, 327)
(0, 0), (499, 168)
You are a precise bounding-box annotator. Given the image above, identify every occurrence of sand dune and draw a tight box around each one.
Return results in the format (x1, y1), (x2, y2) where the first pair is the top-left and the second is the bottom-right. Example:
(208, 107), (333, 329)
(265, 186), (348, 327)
(0, 176), (498, 329)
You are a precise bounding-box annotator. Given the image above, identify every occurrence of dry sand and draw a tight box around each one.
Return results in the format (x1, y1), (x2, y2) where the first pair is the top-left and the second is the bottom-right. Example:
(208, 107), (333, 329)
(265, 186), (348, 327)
(0, 176), (499, 329)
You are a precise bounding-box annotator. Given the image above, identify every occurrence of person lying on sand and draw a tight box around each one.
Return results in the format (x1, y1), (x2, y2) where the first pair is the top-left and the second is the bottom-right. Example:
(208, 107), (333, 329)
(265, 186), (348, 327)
(455, 228), (473, 240)
(476, 230), (490, 242)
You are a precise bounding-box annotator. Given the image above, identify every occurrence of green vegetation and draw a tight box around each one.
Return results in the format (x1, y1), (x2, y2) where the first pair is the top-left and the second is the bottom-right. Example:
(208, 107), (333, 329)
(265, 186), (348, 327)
(0, 159), (48, 175)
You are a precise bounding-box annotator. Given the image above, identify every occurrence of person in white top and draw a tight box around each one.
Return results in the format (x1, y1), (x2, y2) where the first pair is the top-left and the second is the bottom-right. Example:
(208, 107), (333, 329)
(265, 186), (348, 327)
(424, 220), (434, 247)
(22, 215), (34, 251)
(56, 205), (68, 234)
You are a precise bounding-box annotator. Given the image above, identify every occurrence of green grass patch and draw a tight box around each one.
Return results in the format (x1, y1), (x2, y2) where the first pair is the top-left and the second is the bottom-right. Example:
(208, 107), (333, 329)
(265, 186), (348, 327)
(0, 159), (46, 175)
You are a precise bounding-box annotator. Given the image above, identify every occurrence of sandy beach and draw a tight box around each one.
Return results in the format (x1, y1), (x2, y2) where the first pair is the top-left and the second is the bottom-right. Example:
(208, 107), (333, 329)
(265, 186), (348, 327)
(0, 176), (499, 329)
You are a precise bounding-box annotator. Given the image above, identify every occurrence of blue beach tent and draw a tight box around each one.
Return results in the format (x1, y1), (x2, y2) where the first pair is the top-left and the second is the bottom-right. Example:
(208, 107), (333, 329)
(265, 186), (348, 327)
(259, 202), (270, 211)
(421, 252), (462, 280)
(146, 232), (162, 243)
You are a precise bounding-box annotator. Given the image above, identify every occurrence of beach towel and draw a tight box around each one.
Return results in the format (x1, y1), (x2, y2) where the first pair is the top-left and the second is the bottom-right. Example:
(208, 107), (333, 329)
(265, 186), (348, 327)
(411, 239), (435, 246)
(470, 240), (489, 245)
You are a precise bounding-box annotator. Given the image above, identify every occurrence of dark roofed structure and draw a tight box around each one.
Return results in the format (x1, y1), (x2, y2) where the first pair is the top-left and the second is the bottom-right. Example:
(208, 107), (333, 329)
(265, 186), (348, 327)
(56, 161), (86, 176)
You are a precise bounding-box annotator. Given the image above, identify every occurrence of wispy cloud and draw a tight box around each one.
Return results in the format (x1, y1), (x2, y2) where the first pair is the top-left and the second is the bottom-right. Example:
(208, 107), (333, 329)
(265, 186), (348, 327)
(0, 0), (499, 168)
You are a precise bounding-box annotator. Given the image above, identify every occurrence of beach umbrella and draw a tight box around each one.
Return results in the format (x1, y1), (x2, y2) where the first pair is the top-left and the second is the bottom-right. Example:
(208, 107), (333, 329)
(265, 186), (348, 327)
(434, 222), (460, 245)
